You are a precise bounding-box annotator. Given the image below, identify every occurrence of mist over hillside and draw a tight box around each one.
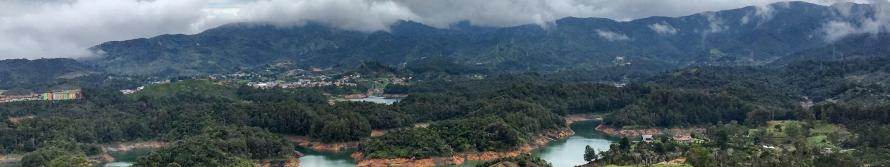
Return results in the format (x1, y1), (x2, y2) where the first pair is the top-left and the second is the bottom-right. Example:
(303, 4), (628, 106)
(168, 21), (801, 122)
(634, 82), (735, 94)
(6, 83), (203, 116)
(84, 1), (888, 76)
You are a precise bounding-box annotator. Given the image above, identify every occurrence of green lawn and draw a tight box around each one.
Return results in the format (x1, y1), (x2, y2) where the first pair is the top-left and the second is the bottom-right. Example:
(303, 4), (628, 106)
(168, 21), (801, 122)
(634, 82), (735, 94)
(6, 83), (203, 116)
(808, 121), (843, 149)
(810, 122), (841, 135)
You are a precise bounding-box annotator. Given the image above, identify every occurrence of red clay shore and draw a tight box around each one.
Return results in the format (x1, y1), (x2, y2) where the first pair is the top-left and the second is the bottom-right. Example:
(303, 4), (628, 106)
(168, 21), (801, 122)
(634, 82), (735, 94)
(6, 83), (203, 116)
(286, 136), (361, 152)
(350, 128), (575, 167)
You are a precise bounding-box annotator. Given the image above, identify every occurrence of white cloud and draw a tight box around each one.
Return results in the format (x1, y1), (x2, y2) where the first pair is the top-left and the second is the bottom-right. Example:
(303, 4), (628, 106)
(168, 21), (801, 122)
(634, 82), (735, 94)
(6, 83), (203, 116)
(703, 12), (728, 34)
(821, 0), (890, 42)
(742, 3), (777, 25)
(0, 0), (210, 59)
(231, 0), (419, 32)
(0, 0), (875, 59)
(595, 29), (631, 41)
(823, 21), (861, 41)
(648, 23), (678, 35)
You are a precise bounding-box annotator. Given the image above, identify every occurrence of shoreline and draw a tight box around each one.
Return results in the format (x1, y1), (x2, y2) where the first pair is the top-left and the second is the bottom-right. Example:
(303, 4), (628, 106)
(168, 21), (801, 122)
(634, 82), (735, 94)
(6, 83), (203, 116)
(594, 124), (704, 138)
(94, 141), (167, 163)
(286, 136), (360, 153)
(0, 141), (167, 165)
(289, 122), (433, 152)
(564, 113), (603, 125)
(258, 154), (302, 167)
(351, 128), (575, 167)
(100, 141), (167, 152)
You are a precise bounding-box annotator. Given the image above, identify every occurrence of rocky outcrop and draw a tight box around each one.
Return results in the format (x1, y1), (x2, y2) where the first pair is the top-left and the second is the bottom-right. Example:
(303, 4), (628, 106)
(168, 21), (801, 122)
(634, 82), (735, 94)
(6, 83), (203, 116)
(353, 128), (574, 167)
(286, 136), (360, 152)
(91, 141), (168, 163)
(6, 115), (35, 125)
(564, 114), (602, 125)
(532, 128), (575, 146)
(102, 141), (167, 152)
(0, 154), (23, 165)
(352, 147), (537, 167)
(658, 157), (687, 165)
(258, 154), (302, 167)
(89, 153), (115, 163)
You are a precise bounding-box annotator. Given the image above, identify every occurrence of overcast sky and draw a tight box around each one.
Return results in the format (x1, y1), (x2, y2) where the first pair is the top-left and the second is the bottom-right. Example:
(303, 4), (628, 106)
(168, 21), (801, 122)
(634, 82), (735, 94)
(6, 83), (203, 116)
(0, 0), (874, 59)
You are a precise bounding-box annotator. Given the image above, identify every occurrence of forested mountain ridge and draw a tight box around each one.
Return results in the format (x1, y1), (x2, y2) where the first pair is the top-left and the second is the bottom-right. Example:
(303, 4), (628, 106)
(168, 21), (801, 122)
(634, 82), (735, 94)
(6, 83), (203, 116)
(90, 1), (879, 76)
(773, 33), (890, 66)
(0, 58), (98, 90)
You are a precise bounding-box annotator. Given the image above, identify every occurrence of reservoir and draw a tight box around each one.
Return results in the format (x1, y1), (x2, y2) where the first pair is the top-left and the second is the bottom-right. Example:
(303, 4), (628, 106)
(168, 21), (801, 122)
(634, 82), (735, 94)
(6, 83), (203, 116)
(346, 96), (401, 105)
(1, 120), (612, 167)
(0, 121), (619, 167)
(296, 146), (356, 166)
(294, 120), (615, 167)
(102, 149), (153, 167)
(533, 120), (617, 167)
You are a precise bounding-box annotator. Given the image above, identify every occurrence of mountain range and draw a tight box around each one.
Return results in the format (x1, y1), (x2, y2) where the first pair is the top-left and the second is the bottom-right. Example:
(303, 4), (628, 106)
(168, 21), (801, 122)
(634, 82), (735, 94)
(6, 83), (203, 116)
(4, 1), (889, 77)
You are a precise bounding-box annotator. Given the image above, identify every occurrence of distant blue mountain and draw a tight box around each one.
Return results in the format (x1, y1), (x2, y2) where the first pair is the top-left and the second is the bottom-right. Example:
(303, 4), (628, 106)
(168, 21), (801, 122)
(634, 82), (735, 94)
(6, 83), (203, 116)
(0, 58), (96, 89)
(89, 1), (883, 75)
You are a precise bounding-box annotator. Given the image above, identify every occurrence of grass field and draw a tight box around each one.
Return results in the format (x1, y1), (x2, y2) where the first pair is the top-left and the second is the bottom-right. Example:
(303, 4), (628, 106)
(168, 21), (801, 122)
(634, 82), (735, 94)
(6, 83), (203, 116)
(760, 120), (844, 149)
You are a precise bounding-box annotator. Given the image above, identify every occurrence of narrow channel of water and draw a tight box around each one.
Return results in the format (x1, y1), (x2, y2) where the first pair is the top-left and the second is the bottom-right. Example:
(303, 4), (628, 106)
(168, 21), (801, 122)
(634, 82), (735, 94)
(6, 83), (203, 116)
(346, 96), (401, 105)
(296, 146), (356, 167)
(103, 148), (153, 167)
(533, 120), (618, 167)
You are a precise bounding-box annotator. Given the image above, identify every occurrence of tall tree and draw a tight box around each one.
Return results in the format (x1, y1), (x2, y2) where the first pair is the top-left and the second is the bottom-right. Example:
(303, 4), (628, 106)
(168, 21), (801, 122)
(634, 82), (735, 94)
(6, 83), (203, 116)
(584, 145), (598, 162)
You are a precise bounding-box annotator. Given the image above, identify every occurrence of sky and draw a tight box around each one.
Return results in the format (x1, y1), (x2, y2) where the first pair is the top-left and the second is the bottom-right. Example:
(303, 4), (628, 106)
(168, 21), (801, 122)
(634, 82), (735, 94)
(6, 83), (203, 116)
(0, 0), (878, 59)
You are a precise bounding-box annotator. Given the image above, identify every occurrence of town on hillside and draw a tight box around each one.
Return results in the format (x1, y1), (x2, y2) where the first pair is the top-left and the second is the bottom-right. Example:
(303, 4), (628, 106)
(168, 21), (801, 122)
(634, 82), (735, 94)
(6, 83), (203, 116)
(0, 89), (81, 103)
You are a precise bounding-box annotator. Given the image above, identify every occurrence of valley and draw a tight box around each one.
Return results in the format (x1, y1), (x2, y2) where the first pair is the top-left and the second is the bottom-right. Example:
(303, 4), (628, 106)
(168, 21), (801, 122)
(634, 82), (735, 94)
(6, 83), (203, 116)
(3, 1), (890, 167)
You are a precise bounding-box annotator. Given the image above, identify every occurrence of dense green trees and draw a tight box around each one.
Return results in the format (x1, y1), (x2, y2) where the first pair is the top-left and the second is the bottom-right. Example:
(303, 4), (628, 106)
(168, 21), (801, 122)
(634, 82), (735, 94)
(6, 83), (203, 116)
(477, 153), (552, 167)
(5, 52), (890, 166)
(361, 98), (565, 159)
(330, 103), (413, 129)
(361, 128), (452, 158)
(46, 154), (92, 167)
(21, 147), (68, 167)
(594, 120), (872, 166)
(20, 145), (96, 167)
(0, 81), (387, 156)
(309, 111), (371, 142)
(245, 101), (373, 142)
(134, 126), (293, 167)
(605, 90), (755, 127)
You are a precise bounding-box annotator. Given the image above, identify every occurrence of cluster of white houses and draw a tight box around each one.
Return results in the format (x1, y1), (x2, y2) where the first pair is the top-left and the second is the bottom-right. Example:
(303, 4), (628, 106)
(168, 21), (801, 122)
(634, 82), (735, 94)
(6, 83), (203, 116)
(119, 80), (170, 95)
(248, 79), (358, 89)
(120, 86), (145, 95)
(248, 73), (367, 89)
(0, 89), (82, 103)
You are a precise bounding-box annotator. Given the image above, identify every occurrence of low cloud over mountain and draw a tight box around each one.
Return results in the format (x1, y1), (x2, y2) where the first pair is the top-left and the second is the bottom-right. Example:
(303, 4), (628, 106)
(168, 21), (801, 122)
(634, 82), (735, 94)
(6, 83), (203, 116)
(0, 0), (883, 59)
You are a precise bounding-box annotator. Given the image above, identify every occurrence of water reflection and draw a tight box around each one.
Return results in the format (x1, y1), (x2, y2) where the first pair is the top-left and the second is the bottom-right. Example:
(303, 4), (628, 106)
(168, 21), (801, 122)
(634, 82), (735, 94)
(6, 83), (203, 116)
(291, 120), (616, 167)
(296, 146), (356, 167)
(102, 148), (153, 167)
(533, 120), (617, 167)
(346, 96), (401, 105)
